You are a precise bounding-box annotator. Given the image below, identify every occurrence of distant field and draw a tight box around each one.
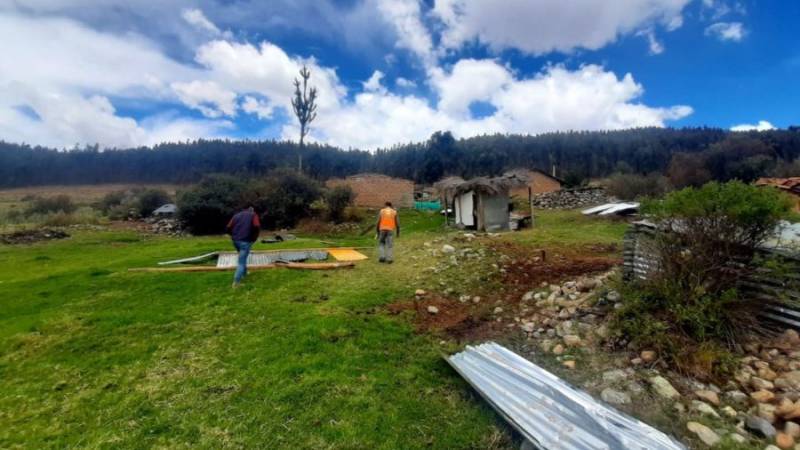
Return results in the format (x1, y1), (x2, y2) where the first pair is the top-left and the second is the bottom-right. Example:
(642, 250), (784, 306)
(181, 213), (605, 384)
(0, 184), (185, 205)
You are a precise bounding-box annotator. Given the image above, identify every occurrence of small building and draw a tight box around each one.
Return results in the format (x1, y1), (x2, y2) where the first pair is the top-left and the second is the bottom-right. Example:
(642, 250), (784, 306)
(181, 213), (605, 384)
(436, 174), (527, 232)
(755, 177), (800, 213)
(506, 168), (563, 199)
(326, 173), (414, 208)
(152, 203), (177, 216)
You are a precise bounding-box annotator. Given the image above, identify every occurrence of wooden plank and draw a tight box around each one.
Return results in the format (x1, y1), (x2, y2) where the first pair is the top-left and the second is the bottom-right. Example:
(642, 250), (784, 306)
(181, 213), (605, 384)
(129, 261), (355, 273)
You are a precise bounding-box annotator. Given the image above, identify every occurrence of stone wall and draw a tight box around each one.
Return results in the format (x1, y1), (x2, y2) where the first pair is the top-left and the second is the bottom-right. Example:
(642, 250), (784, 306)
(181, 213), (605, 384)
(326, 174), (414, 208)
(531, 187), (612, 209)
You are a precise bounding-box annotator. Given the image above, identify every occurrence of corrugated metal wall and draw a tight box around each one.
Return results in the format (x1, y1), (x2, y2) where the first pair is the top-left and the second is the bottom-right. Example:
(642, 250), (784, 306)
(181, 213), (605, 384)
(623, 222), (800, 330)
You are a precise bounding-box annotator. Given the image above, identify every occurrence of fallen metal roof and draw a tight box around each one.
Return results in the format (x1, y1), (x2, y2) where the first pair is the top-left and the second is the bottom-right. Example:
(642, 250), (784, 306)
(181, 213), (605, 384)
(447, 342), (686, 450)
(216, 250), (328, 268)
(582, 202), (640, 216)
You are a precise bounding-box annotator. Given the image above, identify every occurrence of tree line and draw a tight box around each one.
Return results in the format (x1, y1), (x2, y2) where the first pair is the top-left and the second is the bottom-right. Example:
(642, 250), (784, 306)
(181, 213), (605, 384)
(1, 126), (799, 188)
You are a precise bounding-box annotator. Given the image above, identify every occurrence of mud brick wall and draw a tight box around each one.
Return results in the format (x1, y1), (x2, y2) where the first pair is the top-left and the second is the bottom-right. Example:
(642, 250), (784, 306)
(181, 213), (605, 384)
(327, 174), (414, 208)
(510, 170), (562, 198)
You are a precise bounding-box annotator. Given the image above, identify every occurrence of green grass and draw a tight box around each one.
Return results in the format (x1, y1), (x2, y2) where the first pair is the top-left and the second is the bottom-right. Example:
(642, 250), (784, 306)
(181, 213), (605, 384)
(501, 210), (629, 250)
(0, 210), (515, 449)
(0, 209), (628, 449)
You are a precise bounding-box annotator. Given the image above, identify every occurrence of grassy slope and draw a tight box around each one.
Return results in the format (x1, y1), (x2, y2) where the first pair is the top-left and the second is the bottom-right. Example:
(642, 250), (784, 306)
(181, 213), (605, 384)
(0, 210), (627, 449)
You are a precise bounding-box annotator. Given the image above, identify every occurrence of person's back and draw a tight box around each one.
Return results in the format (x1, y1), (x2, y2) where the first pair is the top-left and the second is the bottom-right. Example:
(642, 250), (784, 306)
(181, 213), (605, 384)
(376, 202), (399, 263)
(227, 207), (261, 287)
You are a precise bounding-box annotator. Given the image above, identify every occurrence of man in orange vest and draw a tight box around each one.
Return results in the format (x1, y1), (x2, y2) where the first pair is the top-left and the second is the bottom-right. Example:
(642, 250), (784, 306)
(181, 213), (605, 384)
(376, 201), (400, 263)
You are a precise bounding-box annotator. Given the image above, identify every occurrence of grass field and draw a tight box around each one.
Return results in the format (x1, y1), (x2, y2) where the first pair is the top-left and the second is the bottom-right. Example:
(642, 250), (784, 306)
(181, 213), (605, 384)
(0, 210), (628, 449)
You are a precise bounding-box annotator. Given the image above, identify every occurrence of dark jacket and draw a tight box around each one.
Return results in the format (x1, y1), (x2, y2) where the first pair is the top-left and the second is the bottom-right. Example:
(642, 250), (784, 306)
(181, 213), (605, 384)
(227, 209), (261, 242)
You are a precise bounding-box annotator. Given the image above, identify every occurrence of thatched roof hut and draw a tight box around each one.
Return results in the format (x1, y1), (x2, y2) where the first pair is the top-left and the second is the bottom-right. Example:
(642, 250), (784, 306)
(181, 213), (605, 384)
(440, 173), (528, 232)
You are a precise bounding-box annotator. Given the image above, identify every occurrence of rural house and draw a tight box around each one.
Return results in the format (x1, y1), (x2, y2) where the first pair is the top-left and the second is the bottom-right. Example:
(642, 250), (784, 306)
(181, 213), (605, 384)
(326, 173), (414, 208)
(755, 177), (800, 213)
(436, 174), (527, 232)
(506, 168), (563, 199)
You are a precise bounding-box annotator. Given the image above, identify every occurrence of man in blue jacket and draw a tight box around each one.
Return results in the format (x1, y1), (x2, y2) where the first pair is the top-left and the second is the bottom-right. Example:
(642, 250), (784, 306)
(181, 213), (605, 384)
(226, 206), (261, 288)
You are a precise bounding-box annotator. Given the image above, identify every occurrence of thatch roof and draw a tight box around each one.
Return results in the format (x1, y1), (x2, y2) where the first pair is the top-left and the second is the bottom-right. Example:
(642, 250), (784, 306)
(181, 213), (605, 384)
(437, 173), (528, 197)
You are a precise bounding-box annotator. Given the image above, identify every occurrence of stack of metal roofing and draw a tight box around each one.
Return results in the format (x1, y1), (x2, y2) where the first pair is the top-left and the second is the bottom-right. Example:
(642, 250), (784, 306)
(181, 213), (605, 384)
(447, 342), (686, 450)
(216, 250), (328, 268)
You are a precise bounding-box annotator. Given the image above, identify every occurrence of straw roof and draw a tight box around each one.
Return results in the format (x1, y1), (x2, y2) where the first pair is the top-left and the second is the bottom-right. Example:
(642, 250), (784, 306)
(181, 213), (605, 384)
(436, 173), (528, 197)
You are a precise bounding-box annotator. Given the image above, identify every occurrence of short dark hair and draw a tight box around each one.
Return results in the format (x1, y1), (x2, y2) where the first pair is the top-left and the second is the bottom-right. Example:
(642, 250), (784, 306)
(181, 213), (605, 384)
(385, 201), (393, 207)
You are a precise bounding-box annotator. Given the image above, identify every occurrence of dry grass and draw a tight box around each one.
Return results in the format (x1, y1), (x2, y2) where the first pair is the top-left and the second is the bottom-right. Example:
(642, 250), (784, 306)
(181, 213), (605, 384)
(0, 184), (184, 204)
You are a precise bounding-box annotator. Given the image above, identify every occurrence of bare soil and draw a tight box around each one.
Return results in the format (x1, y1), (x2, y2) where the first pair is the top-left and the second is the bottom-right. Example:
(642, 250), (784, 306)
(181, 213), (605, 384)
(388, 241), (621, 342)
(0, 228), (69, 245)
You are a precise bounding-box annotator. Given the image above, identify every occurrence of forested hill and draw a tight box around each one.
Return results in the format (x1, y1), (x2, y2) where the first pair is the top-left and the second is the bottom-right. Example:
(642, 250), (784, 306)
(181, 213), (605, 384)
(1, 127), (799, 188)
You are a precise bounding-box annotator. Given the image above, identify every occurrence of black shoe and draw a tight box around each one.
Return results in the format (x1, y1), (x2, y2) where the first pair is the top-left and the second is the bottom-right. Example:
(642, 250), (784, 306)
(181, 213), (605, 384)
(379, 258), (386, 263)
(387, 260), (394, 264)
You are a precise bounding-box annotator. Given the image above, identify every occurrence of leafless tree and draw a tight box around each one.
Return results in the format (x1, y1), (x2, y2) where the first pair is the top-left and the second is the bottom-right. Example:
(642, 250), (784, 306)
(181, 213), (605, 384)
(291, 65), (317, 172)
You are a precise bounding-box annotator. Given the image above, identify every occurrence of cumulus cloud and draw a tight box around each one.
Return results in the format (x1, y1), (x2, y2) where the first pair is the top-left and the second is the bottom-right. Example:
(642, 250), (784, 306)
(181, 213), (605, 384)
(432, 0), (691, 55)
(0, 3), (694, 150)
(172, 80), (238, 118)
(705, 22), (745, 41)
(731, 120), (775, 132)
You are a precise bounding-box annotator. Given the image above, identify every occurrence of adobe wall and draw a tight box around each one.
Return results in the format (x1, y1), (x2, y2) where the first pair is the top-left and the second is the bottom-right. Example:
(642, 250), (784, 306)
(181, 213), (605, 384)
(326, 174), (414, 208)
(510, 170), (562, 198)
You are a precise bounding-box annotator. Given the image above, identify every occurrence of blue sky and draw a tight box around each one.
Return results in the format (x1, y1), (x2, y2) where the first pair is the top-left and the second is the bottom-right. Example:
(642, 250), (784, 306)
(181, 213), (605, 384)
(0, 0), (797, 150)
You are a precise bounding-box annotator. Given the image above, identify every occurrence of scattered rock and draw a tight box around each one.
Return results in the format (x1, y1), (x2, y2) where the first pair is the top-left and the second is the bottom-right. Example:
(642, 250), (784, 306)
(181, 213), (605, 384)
(759, 403), (778, 423)
(691, 400), (720, 418)
(522, 291), (535, 302)
(563, 334), (582, 347)
(686, 421), (720, 447)
(785, 421), (800, 439)
(426, 306), (439, 314)
(727, 390), (749, 405)
(415, 289), (427, 297)
(493, 307), (503, 314)
(563, 360), (576, 370)
(441, 244), (455, 254)
(728, 433), (747, 444)
(552, 344), (565, 355)
(602, 370), (628, 385)
(601, 388), (631, 405)
(775, 372), (800, 391)
(752, 389), (777, 403)
(649, 376), (680, 399)
(695, 390), (720, 406)
(606, 290), (621, 302)
(752, 377), (776, 391)
(721, 406), (738, 418)
(777, 432), (795, 450)
(746, 415), (777, 439)
(640, 350), (657, 363)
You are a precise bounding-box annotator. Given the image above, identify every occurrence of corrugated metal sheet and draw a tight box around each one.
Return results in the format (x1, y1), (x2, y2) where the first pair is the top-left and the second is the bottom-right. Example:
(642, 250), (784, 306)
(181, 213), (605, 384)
(216, 250), (328, 268)
(447, 342), (686, 450)
(623, 222), (800, 330)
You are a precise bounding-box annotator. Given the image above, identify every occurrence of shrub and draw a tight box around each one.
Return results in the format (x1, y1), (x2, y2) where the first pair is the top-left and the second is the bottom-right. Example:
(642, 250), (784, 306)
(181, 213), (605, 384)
(603, 172), (669, 200)
(612, 181), (793, 377)
(136, 188), (171, 217)
(177, 174), (248, 234)
(26, 195), (76, 215)
(246, 169), (322, 229)
(325, 186), (355, 223)
(98, 190), (128, 213)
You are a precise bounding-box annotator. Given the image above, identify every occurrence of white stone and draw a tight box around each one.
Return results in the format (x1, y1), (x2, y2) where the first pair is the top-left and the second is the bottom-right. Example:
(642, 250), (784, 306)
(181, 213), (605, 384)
(650, 376), (680, 399)
(686, 421), (720, 446)
(427, 306), (438, 314)
(601, 388), (631, 405)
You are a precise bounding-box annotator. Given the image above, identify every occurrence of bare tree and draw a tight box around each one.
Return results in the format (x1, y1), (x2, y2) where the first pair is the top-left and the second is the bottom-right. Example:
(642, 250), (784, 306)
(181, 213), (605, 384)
(291, 65), (317, 172)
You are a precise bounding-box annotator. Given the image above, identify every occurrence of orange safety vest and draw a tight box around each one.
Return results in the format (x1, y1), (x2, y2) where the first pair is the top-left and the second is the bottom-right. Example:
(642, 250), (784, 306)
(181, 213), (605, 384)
(378, 207), (397, 231)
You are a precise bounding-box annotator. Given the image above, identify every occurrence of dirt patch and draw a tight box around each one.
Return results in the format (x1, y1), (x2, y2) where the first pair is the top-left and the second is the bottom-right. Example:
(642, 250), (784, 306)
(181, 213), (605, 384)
(388, 241), (621, 342)
(0, 228), (69, 245)
(491, 241), (620, 288)
(386, 296), (499, 341)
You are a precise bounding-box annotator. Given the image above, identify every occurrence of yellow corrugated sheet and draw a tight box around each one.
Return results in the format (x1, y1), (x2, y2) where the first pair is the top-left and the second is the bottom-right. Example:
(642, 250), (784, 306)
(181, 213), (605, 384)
(327, 248), (368, 261)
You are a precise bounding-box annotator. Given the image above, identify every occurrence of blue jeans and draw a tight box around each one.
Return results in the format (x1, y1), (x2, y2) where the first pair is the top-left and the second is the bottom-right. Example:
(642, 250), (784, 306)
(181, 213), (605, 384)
(233, 240), (252, 283)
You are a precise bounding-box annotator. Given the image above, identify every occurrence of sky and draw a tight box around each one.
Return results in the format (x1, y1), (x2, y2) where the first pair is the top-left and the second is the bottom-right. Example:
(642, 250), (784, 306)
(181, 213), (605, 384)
(0, 0), (798, 150)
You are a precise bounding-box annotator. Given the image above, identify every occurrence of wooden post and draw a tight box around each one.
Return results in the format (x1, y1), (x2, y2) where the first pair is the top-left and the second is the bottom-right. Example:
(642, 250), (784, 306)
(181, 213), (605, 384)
(529, 186), (535, 228)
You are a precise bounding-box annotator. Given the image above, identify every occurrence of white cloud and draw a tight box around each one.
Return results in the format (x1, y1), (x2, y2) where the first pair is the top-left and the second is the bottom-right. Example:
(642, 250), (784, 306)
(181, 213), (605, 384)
(182, 8), (221, 35)
(432, 0), (691, 55)
(171, 80), (238, 118)
(731, 120), (775, 132)
(241, 96), (274, 119)
(374, 0), (436, 69)
(705, 22), (745, 42)
(395, 77), (417, 88)
(638, 29), (665, 55)
(362, 70), (387, 93)
(283, 61), (692, 149)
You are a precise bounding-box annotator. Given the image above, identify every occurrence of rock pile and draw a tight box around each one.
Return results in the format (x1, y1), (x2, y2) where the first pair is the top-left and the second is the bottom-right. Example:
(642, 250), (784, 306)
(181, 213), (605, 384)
(531, 187), (613, 209)
(0, 228), (69, 245)
(145, 217), (182, 235)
